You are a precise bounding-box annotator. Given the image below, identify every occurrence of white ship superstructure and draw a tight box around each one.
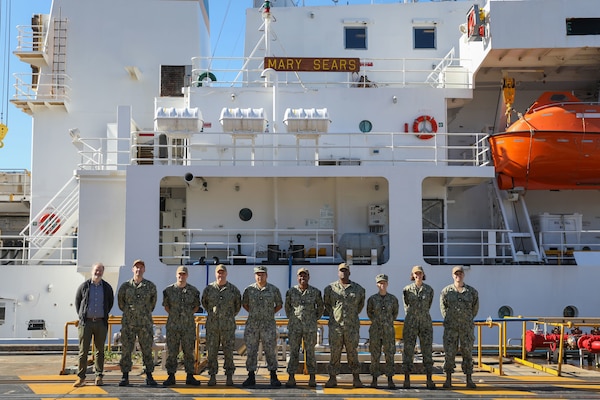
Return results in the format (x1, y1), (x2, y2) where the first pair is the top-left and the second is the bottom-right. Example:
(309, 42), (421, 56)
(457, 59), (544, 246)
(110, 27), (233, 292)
(1, 0), (600, 344)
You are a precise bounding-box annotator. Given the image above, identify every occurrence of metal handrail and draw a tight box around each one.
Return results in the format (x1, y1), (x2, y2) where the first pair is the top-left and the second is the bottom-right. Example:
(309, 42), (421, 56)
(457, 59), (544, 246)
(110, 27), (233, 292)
(71, 131), (493, 170)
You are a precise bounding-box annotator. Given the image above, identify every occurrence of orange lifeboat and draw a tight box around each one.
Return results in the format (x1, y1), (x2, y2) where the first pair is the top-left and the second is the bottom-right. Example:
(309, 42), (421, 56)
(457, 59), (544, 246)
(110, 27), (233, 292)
(488, 91), (600, 190)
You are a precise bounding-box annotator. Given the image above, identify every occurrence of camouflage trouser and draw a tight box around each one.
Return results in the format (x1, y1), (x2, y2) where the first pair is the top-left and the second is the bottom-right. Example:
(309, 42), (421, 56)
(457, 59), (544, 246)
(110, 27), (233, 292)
(328, 326), (360, 375)
(165, 325), (196, 374)
(244, 320), (278, 372)
(287, 327), (318, 374)
(442, 325), (474, 374)
(403, 323), (434, 373)
(206, 326), (236, 375)
(119, 324), (154, 373)
(369, 332), (395, 377)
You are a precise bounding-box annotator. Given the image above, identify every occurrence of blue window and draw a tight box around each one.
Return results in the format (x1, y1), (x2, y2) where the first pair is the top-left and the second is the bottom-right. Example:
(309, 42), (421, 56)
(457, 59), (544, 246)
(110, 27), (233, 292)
(345, 27), (367, 50)
(414, 27), (436, 49)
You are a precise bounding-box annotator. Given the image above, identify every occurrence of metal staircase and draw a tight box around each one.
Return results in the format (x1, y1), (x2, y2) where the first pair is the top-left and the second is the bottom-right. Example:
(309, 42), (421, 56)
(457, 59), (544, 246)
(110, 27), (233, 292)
(19, 176), (79, 264)
(491, 181), (542, 264)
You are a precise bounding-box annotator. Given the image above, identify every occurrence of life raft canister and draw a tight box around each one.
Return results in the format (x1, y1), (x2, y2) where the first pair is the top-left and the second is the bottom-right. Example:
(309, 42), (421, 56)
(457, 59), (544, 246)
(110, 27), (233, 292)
(412, 115), (437, 140)
(39, 213), (61, 235)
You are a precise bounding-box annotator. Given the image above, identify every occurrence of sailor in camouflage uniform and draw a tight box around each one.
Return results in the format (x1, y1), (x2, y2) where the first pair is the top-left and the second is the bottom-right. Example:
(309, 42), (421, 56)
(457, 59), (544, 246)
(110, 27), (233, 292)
(440, 265), (479, 389)
(117, 259), (158, 386)
(201, 264), (241, 386)
(284, 267), (323, 388)
(241, 265), (283, 387)
(367, 273), (399, 389)
(402, 265), (436, 389)
(323, 263), (366, 388)
(162, 265), (201, 386)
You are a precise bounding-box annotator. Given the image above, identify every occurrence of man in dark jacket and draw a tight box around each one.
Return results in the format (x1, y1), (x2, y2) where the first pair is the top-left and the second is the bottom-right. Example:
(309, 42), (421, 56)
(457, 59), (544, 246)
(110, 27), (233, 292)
(73, 262), (114, 387)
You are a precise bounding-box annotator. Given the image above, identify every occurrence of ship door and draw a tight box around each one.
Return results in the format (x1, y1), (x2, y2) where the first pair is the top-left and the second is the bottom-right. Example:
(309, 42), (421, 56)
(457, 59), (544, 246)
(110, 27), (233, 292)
(422, 199), (444, 265)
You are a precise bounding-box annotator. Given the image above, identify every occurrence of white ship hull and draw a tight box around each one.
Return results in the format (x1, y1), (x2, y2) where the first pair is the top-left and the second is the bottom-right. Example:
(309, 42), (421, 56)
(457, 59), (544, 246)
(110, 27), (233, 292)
(2, 0), (600, 344)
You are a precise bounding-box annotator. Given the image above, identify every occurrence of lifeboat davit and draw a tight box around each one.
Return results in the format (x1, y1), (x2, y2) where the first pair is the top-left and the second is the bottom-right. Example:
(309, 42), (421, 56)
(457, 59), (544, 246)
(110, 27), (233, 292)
(488, 91), (600, 190)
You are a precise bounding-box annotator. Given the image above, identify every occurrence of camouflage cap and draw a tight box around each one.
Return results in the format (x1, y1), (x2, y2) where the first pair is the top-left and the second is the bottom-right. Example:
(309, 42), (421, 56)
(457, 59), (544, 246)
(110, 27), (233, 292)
(338, 262), (350, 271)
(254, 265), (268, 273)
(411, 265), (424, 274)
(375, 273), (388, 283)
(216, 264), (227, 272)
(297, 267), (309, 275)
(176, 265), (188, 274)
(132, 259), (145, 267)
(452, 265), (464, 274)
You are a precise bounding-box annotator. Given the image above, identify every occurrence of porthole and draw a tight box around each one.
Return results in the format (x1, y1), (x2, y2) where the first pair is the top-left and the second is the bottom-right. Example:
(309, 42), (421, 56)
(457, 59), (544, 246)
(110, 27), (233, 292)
(359, 120), (372, 133)
(239, 208), (253, 222)
(497, 305), (513, 319)
(563, 305), (578, 318)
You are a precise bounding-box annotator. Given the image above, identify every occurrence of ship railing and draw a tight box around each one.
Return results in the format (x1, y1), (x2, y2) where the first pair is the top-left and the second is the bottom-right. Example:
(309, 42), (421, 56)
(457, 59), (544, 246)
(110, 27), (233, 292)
(105, 130), (490, 168)
(0, 233), (77, 265)
(537, 230), (600, 265)
(11, 72), (71, 104)
(423, 227), (600, 266)
(190, 56), (472, 89)
(14, 23), (48, 55)
(477, 134), (494, 166)
(159, 228), (337, 266)
(423, 228), (515, 265)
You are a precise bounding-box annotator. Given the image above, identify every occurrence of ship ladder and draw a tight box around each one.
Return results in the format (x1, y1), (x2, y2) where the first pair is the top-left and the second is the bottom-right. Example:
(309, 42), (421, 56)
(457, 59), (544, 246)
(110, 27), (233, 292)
(491, 180), (542, 264)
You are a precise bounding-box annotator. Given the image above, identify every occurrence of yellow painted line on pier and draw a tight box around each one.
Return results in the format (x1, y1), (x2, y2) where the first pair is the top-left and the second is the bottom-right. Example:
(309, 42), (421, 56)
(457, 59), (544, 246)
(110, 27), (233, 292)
(28, 382), (107, 395)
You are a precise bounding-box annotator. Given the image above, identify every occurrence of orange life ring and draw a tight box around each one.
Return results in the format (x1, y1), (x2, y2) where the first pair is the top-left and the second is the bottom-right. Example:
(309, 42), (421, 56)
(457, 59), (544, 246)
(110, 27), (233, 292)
(467, 9), (476, 37)
(39, 213), (61, 235)
(412, 115), (437, 140)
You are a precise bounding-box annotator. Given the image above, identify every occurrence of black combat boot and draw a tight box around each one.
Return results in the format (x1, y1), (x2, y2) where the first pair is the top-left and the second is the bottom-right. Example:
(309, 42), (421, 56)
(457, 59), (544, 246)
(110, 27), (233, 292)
(466, 374), (476, 389)
(146, 371), (157, 386)
(285, 373), (296, 388)
(443, 372), (452, 388)
(426, 372), (436, 389)
(370, 375), (378, 388)
(186, 373), (200, 386)
(270, 370), (281, 387)
(324, 374), (337, 388)
(308, 373), (316, 387)
(387, 375), (396, 389)
(403, 373), (410, 389)
(208, 374), (216, 386)
(163, 373), (176, 387)
(352, 373), (363, 388)
(118, 372), (129, 387)
(242, 371), (256, 387)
